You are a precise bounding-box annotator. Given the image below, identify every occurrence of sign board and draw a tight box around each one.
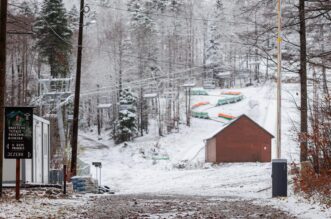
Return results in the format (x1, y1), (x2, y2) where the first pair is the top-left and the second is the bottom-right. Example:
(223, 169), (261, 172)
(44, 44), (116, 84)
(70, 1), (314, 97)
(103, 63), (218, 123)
(4, 107), (33, 159)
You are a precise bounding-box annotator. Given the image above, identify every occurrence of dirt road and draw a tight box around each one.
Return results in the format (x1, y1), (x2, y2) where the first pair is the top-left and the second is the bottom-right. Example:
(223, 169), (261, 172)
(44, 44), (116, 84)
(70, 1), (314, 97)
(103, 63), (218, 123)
(65, 194), (295, 219)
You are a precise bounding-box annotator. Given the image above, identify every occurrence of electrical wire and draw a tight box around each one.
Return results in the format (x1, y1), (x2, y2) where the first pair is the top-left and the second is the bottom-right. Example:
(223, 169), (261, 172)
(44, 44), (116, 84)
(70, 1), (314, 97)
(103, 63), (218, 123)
(78, 65), (203, 95)
(88, 2), (255, 26)
(11, 0), (255, 70)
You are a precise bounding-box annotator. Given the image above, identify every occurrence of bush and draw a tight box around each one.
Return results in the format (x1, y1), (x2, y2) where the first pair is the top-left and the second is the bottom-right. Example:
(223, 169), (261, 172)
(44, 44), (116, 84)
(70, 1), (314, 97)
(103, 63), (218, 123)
(294, 161), (331, 206)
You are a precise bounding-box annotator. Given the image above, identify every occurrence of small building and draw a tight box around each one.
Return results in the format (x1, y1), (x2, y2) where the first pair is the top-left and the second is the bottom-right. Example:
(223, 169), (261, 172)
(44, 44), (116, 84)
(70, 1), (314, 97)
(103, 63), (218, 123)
(205, 114), (273, 163)
(3, 115), (50, 185)
(216, 71), (232, 88)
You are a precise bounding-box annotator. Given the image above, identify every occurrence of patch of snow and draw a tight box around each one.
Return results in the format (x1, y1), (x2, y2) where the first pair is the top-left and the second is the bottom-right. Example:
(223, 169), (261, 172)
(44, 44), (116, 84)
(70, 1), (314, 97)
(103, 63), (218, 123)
(77, 83), (330, 218)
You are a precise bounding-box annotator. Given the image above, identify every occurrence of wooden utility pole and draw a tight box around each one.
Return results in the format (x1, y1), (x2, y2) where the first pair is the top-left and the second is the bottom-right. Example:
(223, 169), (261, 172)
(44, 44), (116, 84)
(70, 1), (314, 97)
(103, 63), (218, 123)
(0, 0), (8, 197)
(97, 85), (101, 136)
(71, 0), (85, 176)
(299, 0), (308, 162)
(276, 0), (282, 159)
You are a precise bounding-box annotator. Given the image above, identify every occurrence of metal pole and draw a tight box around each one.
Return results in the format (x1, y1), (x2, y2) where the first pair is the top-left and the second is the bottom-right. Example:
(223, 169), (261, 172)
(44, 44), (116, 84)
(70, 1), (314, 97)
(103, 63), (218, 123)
(63, 165), (67, 195)
(71, 0), (85, 176)
(95, 166), (98, 186)
(188, 87), (191, 127)
(15, 159), (20, 200)
(97, 84), (100, 136)
(276, 0), (282, 159)
(99, 166), (101, 187)
(185, 88), (188, 126)
(0, 0), (8, 197)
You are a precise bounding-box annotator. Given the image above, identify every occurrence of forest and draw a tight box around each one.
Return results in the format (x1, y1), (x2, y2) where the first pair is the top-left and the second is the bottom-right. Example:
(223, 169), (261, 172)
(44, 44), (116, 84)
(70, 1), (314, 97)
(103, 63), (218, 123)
(3, 0), (331, 204)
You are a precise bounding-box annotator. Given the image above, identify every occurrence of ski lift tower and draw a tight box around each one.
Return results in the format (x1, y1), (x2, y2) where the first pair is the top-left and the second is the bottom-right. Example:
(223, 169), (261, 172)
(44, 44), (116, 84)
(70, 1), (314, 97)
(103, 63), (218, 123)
(203, 70), (217, 89)
(37, 77), (73, 168)
(182, 79), (196, 127)
(38, 77), (73, 111)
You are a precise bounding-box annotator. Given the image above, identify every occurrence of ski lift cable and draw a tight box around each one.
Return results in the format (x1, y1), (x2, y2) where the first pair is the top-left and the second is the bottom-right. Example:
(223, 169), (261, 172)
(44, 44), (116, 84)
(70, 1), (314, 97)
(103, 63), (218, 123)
(53, 63), (204, 110)
(79, 65), (205, 96)
(44, 57), (214, 111)
(18, 1), (256, 26)
(78, 64), (206, 94)
(88, 3), (255, 26)
(21, 0), (257, 70)
(22, 0), (194, 68)
(79, 64), (228, 96)
(52, 77), (168, 111)
(78, 59), (230, 95)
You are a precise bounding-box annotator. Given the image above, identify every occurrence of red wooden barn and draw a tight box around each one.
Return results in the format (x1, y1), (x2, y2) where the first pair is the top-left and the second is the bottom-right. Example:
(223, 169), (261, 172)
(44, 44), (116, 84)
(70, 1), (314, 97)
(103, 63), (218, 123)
(205, 114), (273, 163)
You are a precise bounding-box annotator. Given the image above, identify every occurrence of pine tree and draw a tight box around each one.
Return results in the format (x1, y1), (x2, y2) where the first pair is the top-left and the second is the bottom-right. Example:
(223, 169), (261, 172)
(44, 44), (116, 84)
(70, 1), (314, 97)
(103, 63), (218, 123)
(114, 89), (138, 144)
(127, 0), (158, 136)
(153, 0), (168, 12)
(206, 0), (225, 78)
(68, 5), (79, 31)
(168, 0), (184, 13)
(34, 0), (72, 78)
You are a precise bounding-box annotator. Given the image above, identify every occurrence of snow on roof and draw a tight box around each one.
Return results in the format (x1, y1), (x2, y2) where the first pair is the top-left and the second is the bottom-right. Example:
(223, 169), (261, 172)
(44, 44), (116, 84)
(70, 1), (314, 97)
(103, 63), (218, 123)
(33, 115), (50, 125)
(144, 93), (158, 98)
(216, 72), (231, 78)
(205, 118), (238, 141)
(39, 78), (72, 82)
(45, 114), (57, 118)
(97, 103), (112, 109)
(191, 87), (205, 91)
(205, 114), (274, 141)
(42, 92), (72, 96)
(182, 82), (196, 87)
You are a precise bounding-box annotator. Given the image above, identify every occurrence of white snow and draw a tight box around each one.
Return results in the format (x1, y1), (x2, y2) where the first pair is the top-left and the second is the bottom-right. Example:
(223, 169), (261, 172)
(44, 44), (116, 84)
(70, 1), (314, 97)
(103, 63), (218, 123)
(78, 82), (331, 218)
(143, 93), (158, 98)
(216, 71), (232, 78)
(1, 83), (328, 218)
(97, 103), (112, 109)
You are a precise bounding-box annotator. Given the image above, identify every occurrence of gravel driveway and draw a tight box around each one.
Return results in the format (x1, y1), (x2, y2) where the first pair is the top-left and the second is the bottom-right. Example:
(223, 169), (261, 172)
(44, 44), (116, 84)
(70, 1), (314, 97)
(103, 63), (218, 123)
(66, 194), (296, 219)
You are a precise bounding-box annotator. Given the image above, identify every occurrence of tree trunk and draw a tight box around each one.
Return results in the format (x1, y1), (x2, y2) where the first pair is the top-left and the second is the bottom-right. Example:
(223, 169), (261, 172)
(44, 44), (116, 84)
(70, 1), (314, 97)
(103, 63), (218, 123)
(0, 0), (8, 196)
(11, 52), (15, 106)
(299, 0), (308, 162)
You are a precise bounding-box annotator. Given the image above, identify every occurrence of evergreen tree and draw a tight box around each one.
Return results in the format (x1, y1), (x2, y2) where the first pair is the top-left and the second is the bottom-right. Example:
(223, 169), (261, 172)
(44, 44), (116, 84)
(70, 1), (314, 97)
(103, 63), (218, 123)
(168, 0), (184, 13)
(127, 0), (158, 136)
(68, 5), (79, 30)
(152, 0), (168, 12)
(34, 0), (73, 78)
(114, 89), (138, 144)
(206, 0), (226, 78)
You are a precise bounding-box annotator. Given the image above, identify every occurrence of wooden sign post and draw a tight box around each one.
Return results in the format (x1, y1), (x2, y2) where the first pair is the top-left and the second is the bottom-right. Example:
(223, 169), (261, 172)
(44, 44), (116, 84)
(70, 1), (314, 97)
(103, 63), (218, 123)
(4, 107), (33, 200)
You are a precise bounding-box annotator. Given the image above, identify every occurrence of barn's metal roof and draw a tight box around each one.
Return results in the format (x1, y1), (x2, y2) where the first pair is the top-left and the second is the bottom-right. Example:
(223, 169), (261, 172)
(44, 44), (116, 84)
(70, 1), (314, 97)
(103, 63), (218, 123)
(205, 114), (274, 141)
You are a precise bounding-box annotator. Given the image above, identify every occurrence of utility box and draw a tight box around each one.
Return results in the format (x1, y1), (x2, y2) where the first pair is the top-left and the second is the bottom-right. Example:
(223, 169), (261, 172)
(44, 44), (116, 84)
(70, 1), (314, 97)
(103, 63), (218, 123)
(272, 159), (287, 197)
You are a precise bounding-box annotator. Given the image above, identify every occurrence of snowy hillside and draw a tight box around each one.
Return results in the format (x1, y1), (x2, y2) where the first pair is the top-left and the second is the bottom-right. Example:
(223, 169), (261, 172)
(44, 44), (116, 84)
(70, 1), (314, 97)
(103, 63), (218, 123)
(77, 83), (330, 218)
(3, 0), (330, 217)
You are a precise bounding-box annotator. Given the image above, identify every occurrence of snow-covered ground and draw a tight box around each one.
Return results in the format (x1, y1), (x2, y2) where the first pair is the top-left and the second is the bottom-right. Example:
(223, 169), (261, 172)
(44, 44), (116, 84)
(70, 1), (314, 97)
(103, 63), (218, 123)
(78, 82), (331, 218)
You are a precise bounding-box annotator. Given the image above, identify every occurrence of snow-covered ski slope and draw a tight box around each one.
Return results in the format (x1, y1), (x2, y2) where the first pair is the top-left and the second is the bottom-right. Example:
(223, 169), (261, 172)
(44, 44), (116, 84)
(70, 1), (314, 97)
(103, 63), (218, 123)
(79, 82), (331, 218)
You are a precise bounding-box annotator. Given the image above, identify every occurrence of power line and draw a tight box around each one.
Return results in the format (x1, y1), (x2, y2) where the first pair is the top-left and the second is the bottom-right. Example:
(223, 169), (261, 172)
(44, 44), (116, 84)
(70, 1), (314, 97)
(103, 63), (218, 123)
(50, 66), (198, 111)
(79, 63), (232, 96)
(18, 1), (199, 68)
(11, 0), (255, 70)
(89, 3), (255, 26)
(12, 1), (254, 26)
(79, 65), (203, 95)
